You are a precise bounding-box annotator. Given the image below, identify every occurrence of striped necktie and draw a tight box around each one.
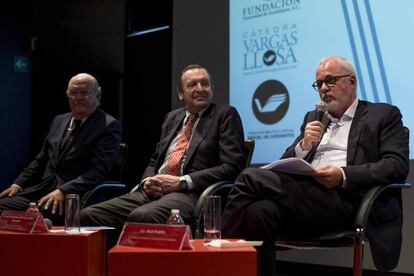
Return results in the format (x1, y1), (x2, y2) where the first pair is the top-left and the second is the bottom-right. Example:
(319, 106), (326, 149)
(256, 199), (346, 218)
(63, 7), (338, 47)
(165, 113), (199, 176)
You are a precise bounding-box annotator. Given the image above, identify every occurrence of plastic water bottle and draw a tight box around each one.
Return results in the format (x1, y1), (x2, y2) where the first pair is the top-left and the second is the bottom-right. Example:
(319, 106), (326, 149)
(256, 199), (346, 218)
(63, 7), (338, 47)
(166, 209), (185, 225)
(26, 202), (40, 213)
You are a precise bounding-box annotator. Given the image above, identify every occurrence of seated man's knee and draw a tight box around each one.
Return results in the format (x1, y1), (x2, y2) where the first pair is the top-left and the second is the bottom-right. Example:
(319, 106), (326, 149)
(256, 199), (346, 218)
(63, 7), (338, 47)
(80, 207), (95, 225)
(244, 200), (279, 227)
(127, 208), (160, 224)
(237, 167), (267, 184)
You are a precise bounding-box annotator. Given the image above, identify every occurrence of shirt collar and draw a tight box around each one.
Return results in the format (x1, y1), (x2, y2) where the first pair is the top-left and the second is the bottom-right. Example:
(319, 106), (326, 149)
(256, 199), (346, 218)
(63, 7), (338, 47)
(69, 116), (87, 127)
(185, 105), (208, 119)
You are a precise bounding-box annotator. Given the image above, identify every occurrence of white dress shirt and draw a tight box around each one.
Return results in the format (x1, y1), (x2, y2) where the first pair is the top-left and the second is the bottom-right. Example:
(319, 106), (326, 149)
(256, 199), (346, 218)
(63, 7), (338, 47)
(295, 99), (359, 184)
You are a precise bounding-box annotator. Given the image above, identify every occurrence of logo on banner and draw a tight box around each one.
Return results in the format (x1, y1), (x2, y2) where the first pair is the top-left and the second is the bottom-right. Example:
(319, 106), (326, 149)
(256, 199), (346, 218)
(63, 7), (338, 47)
(243, 24), (298, 73)
(252, 80), (289, 124)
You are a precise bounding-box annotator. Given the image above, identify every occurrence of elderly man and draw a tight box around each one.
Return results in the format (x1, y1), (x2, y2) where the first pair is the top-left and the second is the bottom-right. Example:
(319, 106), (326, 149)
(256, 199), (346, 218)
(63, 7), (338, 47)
(0, 73), (121, 223)
(222, 56), (409, 276)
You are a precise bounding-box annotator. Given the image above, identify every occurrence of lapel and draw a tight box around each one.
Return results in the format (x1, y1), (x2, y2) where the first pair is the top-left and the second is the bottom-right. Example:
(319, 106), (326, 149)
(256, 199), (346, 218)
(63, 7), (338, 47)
(159, 110), (186, 161)
(55, 114), (72, 160)
(182, 104), (215, 170)
(346, 101), (367, 165)
(57, 108), (100, 162)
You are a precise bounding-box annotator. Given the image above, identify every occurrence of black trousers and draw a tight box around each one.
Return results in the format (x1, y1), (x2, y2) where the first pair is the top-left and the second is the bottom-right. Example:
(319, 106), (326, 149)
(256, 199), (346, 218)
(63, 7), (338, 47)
(0, 183), (64, 225)
(222, 168), (357, 276)
(80, 190), (198, 229)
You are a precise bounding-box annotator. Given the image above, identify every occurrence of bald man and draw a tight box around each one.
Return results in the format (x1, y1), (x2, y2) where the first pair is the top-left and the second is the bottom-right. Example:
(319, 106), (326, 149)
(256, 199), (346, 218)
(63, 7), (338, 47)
(0, 73), (121, 223)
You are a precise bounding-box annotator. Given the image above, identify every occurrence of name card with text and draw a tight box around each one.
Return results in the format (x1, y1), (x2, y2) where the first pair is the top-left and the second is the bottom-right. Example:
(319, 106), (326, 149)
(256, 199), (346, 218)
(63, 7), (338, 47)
(118, 223), (194, 250)
(0, 211), (48, 234)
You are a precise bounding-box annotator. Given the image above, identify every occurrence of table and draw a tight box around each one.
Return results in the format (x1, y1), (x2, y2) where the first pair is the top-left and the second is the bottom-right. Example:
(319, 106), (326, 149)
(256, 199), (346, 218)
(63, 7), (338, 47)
(108, 239), (257, 276)
(0, 227), (106, 276)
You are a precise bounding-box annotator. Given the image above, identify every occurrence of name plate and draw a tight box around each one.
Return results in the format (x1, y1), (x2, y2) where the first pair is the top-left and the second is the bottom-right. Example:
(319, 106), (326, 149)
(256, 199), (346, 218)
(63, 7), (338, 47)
(0, 211), (48, 234)
(117, 223), (194, 250)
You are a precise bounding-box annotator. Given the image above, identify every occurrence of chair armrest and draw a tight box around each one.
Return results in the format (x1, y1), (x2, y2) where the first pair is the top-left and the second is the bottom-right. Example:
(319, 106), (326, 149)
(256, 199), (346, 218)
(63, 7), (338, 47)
(81, 181), (126, 209)
(192, 181), (234, 218)
(354, 182), (411, 228)
(191, 181), (234, 237)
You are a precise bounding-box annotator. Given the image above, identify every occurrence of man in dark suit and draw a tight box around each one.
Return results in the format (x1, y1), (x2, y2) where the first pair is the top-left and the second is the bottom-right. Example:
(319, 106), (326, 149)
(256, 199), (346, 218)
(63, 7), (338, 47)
(222, 56), (409, 276)
(80, 64), (245, 232)
(0, 73), (121, 222)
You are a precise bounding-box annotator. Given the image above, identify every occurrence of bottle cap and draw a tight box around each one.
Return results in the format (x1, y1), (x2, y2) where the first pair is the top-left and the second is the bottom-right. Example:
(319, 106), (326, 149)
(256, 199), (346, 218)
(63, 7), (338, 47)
(171, 209), (179, 214)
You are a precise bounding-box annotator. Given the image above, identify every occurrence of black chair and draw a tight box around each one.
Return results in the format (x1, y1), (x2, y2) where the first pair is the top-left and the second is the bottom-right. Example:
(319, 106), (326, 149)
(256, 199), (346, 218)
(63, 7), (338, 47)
(80, 143), (128, 208)
(275, 181), (411, 276)
(191, 139), (255, 237)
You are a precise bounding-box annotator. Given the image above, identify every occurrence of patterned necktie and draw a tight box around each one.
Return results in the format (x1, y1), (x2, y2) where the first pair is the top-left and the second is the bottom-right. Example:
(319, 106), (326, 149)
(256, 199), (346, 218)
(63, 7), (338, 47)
(165, 113), (199, 176)
(61, 119), (82, 150)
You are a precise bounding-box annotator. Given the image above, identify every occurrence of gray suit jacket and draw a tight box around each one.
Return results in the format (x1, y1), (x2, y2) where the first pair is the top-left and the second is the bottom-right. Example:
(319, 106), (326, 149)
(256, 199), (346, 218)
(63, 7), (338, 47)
(14, 107), (122, 196)
(282, 100), (409, 271)
(141, 103), (246, 195)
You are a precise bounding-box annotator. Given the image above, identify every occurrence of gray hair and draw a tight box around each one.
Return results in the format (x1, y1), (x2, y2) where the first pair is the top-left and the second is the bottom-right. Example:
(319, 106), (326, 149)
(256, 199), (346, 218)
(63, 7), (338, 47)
(319, 56), (356, 75)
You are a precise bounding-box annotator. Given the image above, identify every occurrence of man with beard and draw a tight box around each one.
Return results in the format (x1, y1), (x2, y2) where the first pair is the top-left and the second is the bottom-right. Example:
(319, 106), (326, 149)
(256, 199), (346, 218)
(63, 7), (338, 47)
(222, 56), (409, 276)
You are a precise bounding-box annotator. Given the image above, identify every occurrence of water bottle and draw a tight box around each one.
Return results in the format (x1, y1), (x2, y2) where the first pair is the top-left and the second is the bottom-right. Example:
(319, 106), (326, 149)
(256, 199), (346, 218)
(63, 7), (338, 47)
(26, 202), (40, 213)
(166, 209), (185, 225)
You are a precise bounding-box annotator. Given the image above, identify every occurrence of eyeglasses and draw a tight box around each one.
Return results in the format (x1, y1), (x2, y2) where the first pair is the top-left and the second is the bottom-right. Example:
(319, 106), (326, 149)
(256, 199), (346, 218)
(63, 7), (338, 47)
(67, 90), (91, 99)
(312, 74), (351, 92)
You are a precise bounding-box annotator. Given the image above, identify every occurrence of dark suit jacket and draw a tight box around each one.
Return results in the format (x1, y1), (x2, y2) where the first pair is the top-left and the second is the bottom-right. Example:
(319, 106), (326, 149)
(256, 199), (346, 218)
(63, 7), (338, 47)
(141, 103), (246, 195)
(14, 107), (122, 197)
(282, 100), (409, 271)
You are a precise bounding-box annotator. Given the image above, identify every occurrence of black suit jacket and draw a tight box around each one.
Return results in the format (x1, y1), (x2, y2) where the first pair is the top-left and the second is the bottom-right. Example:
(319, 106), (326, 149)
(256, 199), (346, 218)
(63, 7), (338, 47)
(282, 100), (409, 271)
(141, 104), (246, 194)
(14, 107), (122, 196)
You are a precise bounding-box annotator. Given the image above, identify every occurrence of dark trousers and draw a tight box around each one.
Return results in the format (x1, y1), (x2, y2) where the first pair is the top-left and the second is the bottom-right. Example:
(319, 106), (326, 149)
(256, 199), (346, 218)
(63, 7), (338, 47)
(80, 190), (198, 248)
(222, 168), (356, 276)
(0, 184), (64, 225)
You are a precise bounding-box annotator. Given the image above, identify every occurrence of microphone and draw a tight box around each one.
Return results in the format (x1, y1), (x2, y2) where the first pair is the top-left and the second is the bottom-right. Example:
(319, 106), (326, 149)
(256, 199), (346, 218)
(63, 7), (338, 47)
(312, 101), (327, 148)
(315, 101), (327, 122)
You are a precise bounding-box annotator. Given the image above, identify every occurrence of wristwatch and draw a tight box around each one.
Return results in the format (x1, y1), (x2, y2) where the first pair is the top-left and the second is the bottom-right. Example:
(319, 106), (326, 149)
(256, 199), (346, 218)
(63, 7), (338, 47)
(179, 176), (188, 191)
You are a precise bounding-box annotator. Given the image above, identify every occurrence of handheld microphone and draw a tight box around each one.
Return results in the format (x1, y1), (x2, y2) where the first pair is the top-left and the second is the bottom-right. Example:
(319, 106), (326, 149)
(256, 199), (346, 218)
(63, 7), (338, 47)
(312, 101), (327, 148)
(315, 101), (327, 122)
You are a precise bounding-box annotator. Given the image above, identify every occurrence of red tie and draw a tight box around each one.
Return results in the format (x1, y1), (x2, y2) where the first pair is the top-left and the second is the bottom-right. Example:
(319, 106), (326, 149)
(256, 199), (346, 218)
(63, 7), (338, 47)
(165, 113), (199, 176)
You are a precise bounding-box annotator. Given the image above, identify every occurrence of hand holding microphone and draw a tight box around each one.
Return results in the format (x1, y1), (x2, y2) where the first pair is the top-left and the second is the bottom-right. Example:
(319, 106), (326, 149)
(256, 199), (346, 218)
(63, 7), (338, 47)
(300, 101), (327, 150)
(315, 101), (327, 122)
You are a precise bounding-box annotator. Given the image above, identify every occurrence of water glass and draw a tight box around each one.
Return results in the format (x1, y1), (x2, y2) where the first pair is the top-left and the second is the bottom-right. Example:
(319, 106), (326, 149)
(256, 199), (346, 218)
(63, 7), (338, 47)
(65, 194), (80, 233)
(204, 195), (221, 242)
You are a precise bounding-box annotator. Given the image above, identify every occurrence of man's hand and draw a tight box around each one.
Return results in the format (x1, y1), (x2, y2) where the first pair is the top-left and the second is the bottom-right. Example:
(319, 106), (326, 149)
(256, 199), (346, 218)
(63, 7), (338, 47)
(300, 121), (325, 150)
(0, 185), (20, 198)
(311, 166), (343, 189)
(152, 175), (181, 194)
(38, 189), (65, 215)
(143, 175), (180, 198)
(143, 177), (163, 198)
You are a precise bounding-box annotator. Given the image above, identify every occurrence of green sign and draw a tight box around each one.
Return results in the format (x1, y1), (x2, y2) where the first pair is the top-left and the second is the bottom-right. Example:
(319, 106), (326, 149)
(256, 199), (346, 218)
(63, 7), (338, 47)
(14, 56), (29, 73)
